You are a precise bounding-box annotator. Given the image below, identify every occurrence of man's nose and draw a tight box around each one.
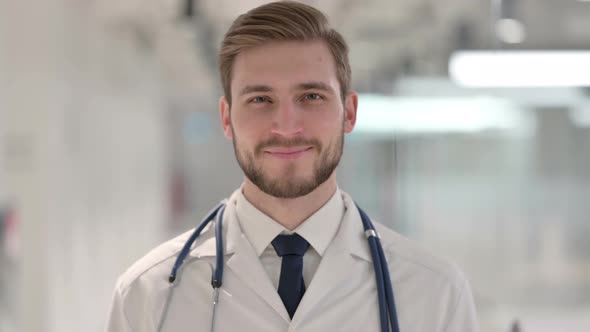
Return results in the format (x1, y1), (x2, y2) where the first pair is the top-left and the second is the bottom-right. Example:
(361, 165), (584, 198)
(271, 101), (303, 136)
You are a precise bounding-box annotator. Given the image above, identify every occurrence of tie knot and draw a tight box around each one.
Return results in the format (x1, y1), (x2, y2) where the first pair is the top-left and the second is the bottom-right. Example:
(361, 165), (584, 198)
(271, 233), (309, 257)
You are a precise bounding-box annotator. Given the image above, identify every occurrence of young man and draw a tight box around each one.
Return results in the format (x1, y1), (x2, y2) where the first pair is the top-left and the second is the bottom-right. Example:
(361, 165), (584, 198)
(106, 2), (479, 331)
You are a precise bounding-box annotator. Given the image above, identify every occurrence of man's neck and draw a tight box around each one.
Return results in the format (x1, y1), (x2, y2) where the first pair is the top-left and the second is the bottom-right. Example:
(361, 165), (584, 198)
(241, 175), (338, 231)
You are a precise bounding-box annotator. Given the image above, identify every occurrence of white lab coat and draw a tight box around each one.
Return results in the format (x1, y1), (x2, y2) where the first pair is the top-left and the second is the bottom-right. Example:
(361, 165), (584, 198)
(106, 190), (479, 332)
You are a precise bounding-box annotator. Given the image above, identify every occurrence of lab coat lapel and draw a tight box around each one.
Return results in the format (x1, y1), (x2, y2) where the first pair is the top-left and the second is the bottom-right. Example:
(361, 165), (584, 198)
(224, 200), (291, 323)
(291, 195), (372, 326)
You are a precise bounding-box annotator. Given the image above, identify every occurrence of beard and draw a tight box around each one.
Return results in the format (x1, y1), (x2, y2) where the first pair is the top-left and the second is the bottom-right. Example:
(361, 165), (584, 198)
(231, 126), (344, 199)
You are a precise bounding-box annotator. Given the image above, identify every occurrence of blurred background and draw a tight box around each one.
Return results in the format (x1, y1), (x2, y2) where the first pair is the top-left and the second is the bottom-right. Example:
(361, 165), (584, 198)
(1, 0), (589, 331)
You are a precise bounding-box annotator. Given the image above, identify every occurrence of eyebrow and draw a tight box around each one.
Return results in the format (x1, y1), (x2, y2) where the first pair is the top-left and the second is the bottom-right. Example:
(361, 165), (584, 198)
(295, 81), (335, 94)
(239, 85), (273, 96)
(238, 81), (335, 97)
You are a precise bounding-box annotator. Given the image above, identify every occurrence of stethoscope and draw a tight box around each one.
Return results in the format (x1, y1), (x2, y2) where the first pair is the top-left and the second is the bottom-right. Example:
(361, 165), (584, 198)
(159, 201), (401, 332)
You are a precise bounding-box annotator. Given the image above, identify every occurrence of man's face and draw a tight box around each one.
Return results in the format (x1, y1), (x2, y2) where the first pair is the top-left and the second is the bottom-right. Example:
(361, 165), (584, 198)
(220, 40), (357, 198)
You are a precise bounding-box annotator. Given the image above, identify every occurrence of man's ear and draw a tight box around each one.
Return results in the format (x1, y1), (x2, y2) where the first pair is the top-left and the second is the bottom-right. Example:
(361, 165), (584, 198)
(220, 96), (233, 139)
(343, 91), (358, 134)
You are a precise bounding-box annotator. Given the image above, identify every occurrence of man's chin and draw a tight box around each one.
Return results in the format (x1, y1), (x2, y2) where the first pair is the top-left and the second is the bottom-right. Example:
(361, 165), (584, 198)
(256, 179), (318, 199)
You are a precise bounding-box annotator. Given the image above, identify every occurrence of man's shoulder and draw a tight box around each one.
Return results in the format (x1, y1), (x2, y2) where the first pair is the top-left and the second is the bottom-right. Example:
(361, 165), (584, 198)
(115, 224), (215, 294)
(339, 190), (466, 288)
(373, 221), (466, 288)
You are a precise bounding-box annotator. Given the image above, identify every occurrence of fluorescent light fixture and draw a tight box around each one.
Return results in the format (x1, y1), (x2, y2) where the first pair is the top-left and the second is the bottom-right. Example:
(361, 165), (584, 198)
(354, 94), (533, 135)
(449, 51), (590, 87)
(395, 76), (586, 109)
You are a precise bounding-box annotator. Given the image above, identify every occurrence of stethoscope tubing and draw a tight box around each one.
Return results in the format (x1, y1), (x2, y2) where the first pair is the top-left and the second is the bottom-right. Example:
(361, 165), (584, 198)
(168, 201), (225, 284)
(358, 207), (401, 332)
(167, 201), (400, 332)
(212, 204), (225, 288)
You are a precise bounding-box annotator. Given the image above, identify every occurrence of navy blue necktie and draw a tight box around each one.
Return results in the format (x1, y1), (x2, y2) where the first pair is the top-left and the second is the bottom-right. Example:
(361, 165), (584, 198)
(271, 233), (310, 319)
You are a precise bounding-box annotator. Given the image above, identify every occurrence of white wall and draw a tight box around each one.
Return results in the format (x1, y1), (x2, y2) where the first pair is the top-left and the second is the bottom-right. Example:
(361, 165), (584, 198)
(0, 1), (169, 331)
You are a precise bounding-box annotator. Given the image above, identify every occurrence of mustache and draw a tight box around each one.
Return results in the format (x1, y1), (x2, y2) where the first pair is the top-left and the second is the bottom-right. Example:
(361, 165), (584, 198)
(255, 137), (321, 155)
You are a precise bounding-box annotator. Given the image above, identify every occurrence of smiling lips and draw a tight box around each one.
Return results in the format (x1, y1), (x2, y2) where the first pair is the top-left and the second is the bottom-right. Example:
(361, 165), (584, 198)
(264, 146), (313, 160)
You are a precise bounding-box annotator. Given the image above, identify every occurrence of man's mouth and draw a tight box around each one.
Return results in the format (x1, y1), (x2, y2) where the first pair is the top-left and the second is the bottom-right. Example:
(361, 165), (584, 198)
(263, 146), (313, 159)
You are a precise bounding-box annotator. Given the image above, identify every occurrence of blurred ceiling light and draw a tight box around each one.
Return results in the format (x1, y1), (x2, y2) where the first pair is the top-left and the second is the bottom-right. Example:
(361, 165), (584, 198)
(449, 51), (590, 87)
(354, 94), (534, 135)
(495, 18), (526, 44)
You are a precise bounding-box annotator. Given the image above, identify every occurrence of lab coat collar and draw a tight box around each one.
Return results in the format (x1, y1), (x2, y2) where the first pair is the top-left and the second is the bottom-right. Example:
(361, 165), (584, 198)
(339, 191), (374, 262)
(186, 189), (375, 323)
(187, 192), (292, 321)
(290, 191), (374, 326)
(227, 190), (292, 321)
(187, 189), (373, 262)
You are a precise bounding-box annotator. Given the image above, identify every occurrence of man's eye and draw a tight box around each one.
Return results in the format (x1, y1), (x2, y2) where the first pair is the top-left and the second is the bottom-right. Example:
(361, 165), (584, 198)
(304, 93), (322, 101)
(251, 96), (269, 103)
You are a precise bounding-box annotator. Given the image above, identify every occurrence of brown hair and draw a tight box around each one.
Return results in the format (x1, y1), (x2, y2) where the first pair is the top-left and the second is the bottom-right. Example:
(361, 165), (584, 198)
(219, 1), (351, 105)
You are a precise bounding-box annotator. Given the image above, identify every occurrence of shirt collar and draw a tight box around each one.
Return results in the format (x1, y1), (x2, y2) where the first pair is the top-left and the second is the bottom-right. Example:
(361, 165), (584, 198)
(235, 187), (344, 257)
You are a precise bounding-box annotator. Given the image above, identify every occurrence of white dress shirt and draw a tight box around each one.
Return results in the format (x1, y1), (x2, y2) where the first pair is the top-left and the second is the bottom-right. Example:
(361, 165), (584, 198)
(234, 188), (344, 289)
